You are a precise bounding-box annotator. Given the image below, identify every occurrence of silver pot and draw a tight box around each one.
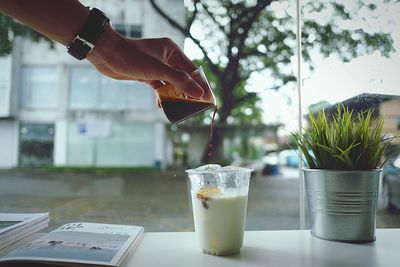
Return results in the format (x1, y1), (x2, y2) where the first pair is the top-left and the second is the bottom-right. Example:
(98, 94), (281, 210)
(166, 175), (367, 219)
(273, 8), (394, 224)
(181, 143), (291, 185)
(303, 169), (382, 243)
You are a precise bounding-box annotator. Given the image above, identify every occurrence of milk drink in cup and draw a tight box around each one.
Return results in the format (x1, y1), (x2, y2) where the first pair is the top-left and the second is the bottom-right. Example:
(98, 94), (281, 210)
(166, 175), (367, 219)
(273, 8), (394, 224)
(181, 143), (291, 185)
(186, 165), (252, 256)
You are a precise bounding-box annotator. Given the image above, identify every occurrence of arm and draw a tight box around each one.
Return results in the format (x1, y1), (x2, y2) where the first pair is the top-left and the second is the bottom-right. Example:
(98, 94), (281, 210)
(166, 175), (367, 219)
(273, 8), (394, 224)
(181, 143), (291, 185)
(0, 0), (88, 45)
(0, 0), (204, 97)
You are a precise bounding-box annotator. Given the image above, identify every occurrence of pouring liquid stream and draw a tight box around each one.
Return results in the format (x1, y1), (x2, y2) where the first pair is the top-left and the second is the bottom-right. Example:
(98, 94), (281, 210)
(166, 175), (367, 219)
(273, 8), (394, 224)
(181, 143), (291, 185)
(207, 105), (218, 159)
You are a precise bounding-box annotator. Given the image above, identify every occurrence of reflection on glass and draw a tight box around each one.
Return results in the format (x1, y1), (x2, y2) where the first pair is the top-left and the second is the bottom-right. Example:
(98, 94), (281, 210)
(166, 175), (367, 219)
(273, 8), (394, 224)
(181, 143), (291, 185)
(0, 0), (305, 232)
(20, 67), (58, 109)
(69, 67), (154, 111)
(19, 123), (55, 166)
(301, 0), (400, 228)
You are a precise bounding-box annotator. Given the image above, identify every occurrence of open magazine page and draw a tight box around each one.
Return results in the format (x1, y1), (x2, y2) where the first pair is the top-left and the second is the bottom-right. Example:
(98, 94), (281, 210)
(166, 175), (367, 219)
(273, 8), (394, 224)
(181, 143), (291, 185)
(0, 213), (49, 250)
(0, 213), (49, 235)
(0, 222), (144, 267)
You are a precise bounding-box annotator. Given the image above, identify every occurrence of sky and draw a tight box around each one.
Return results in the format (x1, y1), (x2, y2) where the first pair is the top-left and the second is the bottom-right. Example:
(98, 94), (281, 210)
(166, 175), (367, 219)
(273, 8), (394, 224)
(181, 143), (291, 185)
(184, 0), (400, 129)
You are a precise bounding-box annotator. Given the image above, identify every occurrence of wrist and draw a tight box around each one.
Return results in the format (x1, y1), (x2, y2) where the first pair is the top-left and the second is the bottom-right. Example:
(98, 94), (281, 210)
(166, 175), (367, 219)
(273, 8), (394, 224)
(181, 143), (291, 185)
(86, 26), (123, 63)
(67, 7), (111, 60)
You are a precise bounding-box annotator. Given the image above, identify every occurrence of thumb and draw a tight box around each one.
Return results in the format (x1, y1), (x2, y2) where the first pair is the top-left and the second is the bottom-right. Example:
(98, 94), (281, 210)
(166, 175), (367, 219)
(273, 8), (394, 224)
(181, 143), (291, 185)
(159, 65), (204, 98)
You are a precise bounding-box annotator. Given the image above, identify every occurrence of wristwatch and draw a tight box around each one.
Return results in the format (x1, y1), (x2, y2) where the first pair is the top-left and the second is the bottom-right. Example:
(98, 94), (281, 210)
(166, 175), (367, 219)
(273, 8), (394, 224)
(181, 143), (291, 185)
(67, 7), (110, 60)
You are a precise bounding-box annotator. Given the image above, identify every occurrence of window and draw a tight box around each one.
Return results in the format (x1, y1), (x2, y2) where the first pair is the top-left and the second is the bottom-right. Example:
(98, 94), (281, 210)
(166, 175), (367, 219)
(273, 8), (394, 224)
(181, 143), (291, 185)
(301, 0), (400, 228)
(67, 121), (155, 166)
(19, 123), (54, 166)
(20, 66), (58, 109)
(114, 24), (142, 38)
(397, 116), (400, 131)
(69, 67), (154, 111)
(1, 0), (399, 233)
(0, 56), (12, 116)
(69, 67), (98, 109)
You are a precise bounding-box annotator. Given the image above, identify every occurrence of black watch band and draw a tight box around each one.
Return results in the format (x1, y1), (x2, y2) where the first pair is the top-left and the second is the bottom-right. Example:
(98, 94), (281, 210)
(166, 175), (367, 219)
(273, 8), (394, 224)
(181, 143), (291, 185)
(67, 7), (110, 60)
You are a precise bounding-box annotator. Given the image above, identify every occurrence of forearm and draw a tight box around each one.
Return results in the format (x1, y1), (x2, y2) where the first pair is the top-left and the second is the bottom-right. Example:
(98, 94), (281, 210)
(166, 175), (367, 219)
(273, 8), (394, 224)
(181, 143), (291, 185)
(0, 0), (204, 98)
(0, 0), (89, 45)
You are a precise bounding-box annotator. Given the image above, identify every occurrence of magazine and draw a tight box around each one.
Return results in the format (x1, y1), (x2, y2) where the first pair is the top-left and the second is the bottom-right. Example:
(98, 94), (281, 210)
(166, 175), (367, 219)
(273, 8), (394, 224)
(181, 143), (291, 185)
(0, 222), (144, 267)
(0, 212), (49, 250)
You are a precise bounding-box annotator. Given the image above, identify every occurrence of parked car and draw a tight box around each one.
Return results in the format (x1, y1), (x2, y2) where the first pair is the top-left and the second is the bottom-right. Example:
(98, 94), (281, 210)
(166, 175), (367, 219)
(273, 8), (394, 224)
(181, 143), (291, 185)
(278, 149), (300, 168)
(383, 155), (400, 212)
(261, 151), (280, 175)
(260, 149), (301, 176)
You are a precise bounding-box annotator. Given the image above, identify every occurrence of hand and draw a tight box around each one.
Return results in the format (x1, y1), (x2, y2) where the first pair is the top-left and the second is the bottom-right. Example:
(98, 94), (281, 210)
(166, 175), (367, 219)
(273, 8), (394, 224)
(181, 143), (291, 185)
(0, 1), (203, 98)
(87, 27), (204, 98)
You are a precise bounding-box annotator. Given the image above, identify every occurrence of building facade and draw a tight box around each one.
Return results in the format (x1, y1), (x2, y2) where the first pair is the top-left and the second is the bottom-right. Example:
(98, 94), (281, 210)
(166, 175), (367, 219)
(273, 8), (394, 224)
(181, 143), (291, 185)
(0, 0), (184, 168)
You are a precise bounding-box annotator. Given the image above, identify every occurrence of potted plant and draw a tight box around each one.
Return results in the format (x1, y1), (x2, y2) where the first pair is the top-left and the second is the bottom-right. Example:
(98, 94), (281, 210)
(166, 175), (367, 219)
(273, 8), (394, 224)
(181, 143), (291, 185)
(290, 105), (398, 243)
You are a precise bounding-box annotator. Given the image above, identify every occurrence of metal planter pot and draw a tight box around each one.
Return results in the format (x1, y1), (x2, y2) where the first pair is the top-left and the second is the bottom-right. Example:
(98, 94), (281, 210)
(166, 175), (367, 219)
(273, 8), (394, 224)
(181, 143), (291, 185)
(304, 169), (382, 243)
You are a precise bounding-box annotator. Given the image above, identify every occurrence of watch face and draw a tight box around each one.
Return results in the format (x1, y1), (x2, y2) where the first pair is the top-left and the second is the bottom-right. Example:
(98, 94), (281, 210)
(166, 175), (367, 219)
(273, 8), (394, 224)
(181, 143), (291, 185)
(67, 39), (92, 60)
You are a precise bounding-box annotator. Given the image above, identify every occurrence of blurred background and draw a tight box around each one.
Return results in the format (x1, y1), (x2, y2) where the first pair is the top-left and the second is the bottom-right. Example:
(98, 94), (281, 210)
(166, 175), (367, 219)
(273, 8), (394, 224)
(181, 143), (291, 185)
(0, 0), (399, 231)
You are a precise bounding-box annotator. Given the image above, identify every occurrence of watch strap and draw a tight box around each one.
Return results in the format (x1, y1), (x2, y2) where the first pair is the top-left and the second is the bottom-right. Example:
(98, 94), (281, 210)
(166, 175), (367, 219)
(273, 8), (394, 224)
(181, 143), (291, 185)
(67, 7), (110, 60)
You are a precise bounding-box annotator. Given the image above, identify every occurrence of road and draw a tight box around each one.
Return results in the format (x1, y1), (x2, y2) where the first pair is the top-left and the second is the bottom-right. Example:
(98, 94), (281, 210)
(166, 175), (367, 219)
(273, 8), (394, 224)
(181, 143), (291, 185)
(0, 169), (398, 231)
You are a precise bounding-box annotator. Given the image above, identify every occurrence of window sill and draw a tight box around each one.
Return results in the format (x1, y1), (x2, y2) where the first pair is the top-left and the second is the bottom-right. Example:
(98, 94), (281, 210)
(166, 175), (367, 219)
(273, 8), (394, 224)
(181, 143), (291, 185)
(126, 229), (399, 267)
(1, 229), (398, 266)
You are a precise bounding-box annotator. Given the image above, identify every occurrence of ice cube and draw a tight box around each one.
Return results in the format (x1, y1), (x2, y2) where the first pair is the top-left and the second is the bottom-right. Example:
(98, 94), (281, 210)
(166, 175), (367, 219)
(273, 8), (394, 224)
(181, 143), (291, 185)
(221, 166), (242, 171)
(195, 164), (222, 172)
(221, 165), (253, 173)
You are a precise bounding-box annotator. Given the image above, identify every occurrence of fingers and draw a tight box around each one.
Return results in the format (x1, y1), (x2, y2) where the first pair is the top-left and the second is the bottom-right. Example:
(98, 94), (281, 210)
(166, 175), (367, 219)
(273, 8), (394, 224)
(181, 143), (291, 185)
(144, 80), (165, 89)
(139, 38), (197, 73)
(90, 36), (204, 98)
(163, 44), (206, 98)
(156, 97), (162, 108)
(190, 67), (213, 101)
(167, 49), (197, 73)
(136, 54), (204, 98)
(158, 63), (204, 98)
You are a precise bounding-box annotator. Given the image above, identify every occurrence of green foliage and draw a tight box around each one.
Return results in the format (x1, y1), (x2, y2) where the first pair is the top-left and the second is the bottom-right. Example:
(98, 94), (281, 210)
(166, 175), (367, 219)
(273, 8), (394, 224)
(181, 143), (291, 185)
(0, 14), (53, 56)
(181, 0), (396, 126)
(290, 105), (398, 170)
(185, 59), (263, 125)
(232, 135), (262, 161)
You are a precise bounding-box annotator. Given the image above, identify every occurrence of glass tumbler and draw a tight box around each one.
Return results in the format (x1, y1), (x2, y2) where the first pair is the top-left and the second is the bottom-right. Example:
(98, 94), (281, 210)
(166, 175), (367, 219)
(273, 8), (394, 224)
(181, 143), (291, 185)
(155, 67), (217, 123)
(186, 165), (252, 256)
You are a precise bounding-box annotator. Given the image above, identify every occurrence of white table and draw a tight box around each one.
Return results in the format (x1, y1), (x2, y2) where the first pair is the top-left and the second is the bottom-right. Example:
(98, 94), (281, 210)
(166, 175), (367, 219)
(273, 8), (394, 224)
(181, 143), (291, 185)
(124, 229), (400, 267)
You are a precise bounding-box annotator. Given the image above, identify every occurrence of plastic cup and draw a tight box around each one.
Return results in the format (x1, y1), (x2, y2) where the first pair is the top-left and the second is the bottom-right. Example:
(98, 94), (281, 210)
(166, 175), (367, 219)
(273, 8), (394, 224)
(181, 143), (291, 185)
(155, 67), (217, 123)
(186, 165), (252, 256)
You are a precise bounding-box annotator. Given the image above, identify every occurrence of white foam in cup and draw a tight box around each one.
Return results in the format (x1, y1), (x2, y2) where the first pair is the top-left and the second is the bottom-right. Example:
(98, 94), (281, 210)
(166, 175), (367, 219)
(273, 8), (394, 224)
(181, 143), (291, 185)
(186, 165), (252, 256)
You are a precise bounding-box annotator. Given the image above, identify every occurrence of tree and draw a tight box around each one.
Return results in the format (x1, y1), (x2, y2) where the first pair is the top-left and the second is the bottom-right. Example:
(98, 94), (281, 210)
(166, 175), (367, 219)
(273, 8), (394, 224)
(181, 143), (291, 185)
(149, 0), (395, 163)
(0, 14), (53, 56)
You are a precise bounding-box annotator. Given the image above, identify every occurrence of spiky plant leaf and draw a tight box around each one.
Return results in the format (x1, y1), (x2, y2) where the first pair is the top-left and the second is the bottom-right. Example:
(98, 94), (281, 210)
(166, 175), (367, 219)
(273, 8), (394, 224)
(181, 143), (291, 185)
(289, 105), (399, 170)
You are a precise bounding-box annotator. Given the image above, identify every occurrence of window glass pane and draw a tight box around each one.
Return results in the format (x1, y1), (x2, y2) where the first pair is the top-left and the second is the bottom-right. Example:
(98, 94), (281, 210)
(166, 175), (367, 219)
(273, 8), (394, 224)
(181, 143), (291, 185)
(99, 76), (126, 110)
(70, 67), (154, 111)
(19, 123), (54, 166)
(1, 1), (302, 232)
(122, 123), (155, 166)
(69, 67), (98, 109)
(114, 24), (142, 38)
(0, 56), (12, 115)
(67, 121), (155, 167)
(67, 122), (95, 165)
(96, 123), (124, 166)
(125, 81), (155, 110)
(301, 0), (400, 228)
(20, 66), (58, 109)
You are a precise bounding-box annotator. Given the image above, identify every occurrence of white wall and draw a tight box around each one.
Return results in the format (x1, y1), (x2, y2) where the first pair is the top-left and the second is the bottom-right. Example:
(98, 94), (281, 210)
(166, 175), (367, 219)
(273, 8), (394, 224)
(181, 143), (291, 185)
(154, 121), (166, 168)
(143, 0), (185, 45)
(54, 120), (68, 166)
(0, 121), (19, 168)
(0, 56), (12, 117)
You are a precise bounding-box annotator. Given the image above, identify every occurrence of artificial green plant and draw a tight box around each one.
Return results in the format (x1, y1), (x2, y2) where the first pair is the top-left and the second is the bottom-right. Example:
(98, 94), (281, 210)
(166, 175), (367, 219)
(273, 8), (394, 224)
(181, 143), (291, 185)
(290, 105), (398, 170)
